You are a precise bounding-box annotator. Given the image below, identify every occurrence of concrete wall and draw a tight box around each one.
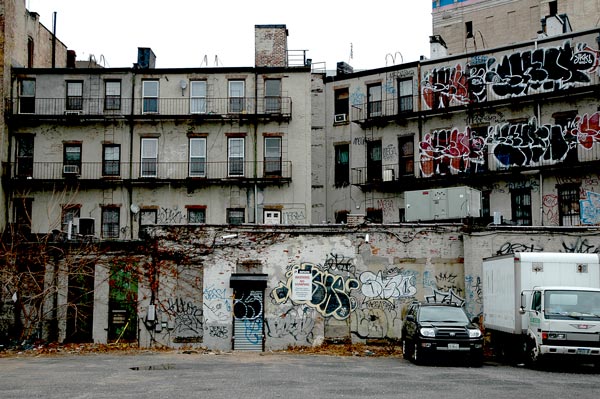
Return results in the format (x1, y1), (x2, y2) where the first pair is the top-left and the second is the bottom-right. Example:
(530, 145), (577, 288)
(129, 225), (600, 351)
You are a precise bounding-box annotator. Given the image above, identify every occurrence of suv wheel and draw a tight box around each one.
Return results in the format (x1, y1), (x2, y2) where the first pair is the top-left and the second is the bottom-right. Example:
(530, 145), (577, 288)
(402, 339), (410, 360)
(413, 343), (423, 365)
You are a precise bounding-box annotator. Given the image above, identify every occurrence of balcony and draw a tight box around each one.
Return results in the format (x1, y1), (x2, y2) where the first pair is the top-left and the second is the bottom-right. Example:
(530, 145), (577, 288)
(350, 96), (417, 127)
(4, 160), (292, 185)
(8, 96), (292, 122)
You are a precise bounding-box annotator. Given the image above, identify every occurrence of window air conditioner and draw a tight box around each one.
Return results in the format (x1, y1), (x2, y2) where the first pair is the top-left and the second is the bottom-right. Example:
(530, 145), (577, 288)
(334, 113), (348, 123)
(63, 165), (80, 174)
(76, 217), (95, 236)
(383, 169), (395, 182)
(64, 110), (81, 115)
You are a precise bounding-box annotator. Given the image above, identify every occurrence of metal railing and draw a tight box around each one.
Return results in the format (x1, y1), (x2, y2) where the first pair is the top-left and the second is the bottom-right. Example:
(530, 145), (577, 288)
(350, 96), (416, 122)
(6, 160), (292, 181)
(10, 96), (292, 118)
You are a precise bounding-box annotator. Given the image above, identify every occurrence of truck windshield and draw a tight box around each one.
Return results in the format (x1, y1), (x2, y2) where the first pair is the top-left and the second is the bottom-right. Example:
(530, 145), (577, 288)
(544, 290), (600, 320)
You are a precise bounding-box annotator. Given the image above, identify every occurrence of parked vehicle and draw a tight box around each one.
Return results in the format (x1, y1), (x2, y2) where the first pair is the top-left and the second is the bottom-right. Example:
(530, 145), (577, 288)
(401, 302), (484, 366)
(482, 252), (600, 366)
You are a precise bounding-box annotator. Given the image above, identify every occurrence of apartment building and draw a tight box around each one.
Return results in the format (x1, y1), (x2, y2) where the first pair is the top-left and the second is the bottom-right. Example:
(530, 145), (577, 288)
(432, 0), (600, 56)
(6, 25), (312, 241)
(1, 0), (68, 230)
(316, 27), (600, 228)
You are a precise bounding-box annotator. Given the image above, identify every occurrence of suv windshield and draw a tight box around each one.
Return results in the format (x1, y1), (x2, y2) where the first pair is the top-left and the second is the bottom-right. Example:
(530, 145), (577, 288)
(419, 306), (469, 323)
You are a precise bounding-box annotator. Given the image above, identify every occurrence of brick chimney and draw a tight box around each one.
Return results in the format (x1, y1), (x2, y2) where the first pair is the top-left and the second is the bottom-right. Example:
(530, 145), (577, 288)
(255, 25), (288, 67)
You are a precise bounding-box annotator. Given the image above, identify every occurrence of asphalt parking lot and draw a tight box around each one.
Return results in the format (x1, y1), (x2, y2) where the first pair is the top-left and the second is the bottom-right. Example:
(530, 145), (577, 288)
(1, 351), (599, 399)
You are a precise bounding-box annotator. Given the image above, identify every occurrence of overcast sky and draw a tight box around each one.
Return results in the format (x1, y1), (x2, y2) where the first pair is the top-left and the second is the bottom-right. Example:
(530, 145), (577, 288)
(28, 0), (433, 70)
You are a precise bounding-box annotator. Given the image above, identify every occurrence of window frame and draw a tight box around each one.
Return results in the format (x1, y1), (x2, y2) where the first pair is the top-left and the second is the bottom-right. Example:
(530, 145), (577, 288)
(63, 143), (82, 172)
(190, 80), (207, 114)
(511, 188), (532, 226)
(19, 79), (36, 114)
(334, 144), (350, 187)
(367, 139), (382, 182)
(398, 135), (414, 177)
(102, 144), (121, 177)
(227, 208), (245, 225)
(264, 137), (282, 176)
(188, 207), (207, 224)
(557, 184), (581, 226)
(61, 205), (81, 236)
(228, 137), (245, 176)
(104, 80), (122, 111)
(66, 80), (83, 111)
(228, 80), (245, 113)
(141, 138), (158, 177)
(16, 135), (34, 177)
(139, 209), (157, 238)
(189, 137), (207, 177)
(142, 80), (159, 114)
(334, 87), (350, 120)
(101, 206), (120, 239)
(398, 79), (413, 113)
(367, 83), (382, 118)
(264, 79), (282, 113)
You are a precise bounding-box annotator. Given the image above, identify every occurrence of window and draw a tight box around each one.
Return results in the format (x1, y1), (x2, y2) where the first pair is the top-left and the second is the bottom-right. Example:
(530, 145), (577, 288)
(553, 111), (578, 163)
(367, 83), (382, 118)
(265, 79), (281, 113)
(103, 144), (120, 176)
(481, 190), (491, 221)
(549, 1), (557, 16)
(189, 138), (206, 177)
(62, 205), (80, 236)
(66, 81), (83, 111)
(335, 210), (349, 224)
(366, 208), (383, 223)
(367, 140), (382, 181)
(142, 80), (159, 113)
(101, 207), (120, 238)
(264, 137), (282, 176)
(511, 189), (532, 226)
(398, 79), (413, 113)
(13, 198), (32, 237)
(334, 144), (349, 187)
(19, 79), (35, 114)
(228, 137), (245, 176)
(264, 210), (280, 225)
(105, 81), (121, 110)
(558, 184), (580, 226)
(27, 37), (34, 68)
(398, 136), (414, 177)
(16, 135), (34, 177)
(470, 126), (488, 173)
(334, 88), (349, 120)
(188, 208), (206, 224)
(465, 21), (473, 38)
(190, 81), (207, 114)
(139, 209), (156, 239)
(227, 208), (245, 225)
(141, 138), (158, 177)
(64, 143), (82, 174)
(228, 80), (245, 113)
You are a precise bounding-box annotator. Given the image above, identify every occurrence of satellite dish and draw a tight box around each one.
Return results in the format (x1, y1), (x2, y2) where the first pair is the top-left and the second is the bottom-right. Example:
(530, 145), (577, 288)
(179, 80), (187, 89)
(130, 204), (140, 214)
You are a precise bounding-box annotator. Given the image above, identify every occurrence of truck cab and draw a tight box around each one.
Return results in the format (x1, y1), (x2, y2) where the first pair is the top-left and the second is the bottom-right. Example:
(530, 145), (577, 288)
(521, 287), (600, 365)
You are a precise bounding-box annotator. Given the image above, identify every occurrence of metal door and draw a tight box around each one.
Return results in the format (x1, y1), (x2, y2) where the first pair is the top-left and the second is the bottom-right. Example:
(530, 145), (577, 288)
(233, 289), (264, 351)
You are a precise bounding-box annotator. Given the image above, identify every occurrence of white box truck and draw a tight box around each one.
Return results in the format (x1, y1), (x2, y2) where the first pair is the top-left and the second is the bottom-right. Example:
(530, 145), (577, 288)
(482, 252), (600, 366)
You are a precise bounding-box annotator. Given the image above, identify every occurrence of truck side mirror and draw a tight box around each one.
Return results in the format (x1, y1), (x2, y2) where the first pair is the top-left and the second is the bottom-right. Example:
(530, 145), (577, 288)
(519, 306), (526, 315)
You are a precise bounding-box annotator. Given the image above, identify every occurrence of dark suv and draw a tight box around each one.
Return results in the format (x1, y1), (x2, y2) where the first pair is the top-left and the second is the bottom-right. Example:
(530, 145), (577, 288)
(401, 302), (483, 366)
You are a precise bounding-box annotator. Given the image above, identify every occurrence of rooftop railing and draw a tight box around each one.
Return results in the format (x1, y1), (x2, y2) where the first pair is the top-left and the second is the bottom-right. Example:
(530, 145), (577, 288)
(6, 160), (292, 182)
(10, 96), (292, 118)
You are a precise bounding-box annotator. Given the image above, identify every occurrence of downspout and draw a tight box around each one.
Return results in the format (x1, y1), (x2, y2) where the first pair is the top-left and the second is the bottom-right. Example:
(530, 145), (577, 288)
(128, 72), (136, 238)
(51, 12), (57, 68)
(254, 71), (259, 224)
(539, 170), (543, 226)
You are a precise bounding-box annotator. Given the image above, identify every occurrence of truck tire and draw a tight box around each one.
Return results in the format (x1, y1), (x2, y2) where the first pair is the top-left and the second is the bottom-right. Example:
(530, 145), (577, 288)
(525, 339), (542, 368)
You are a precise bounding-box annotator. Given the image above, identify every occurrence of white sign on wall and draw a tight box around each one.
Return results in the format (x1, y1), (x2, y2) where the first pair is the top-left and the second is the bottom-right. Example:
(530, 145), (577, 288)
(292, 269), (312, 301)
